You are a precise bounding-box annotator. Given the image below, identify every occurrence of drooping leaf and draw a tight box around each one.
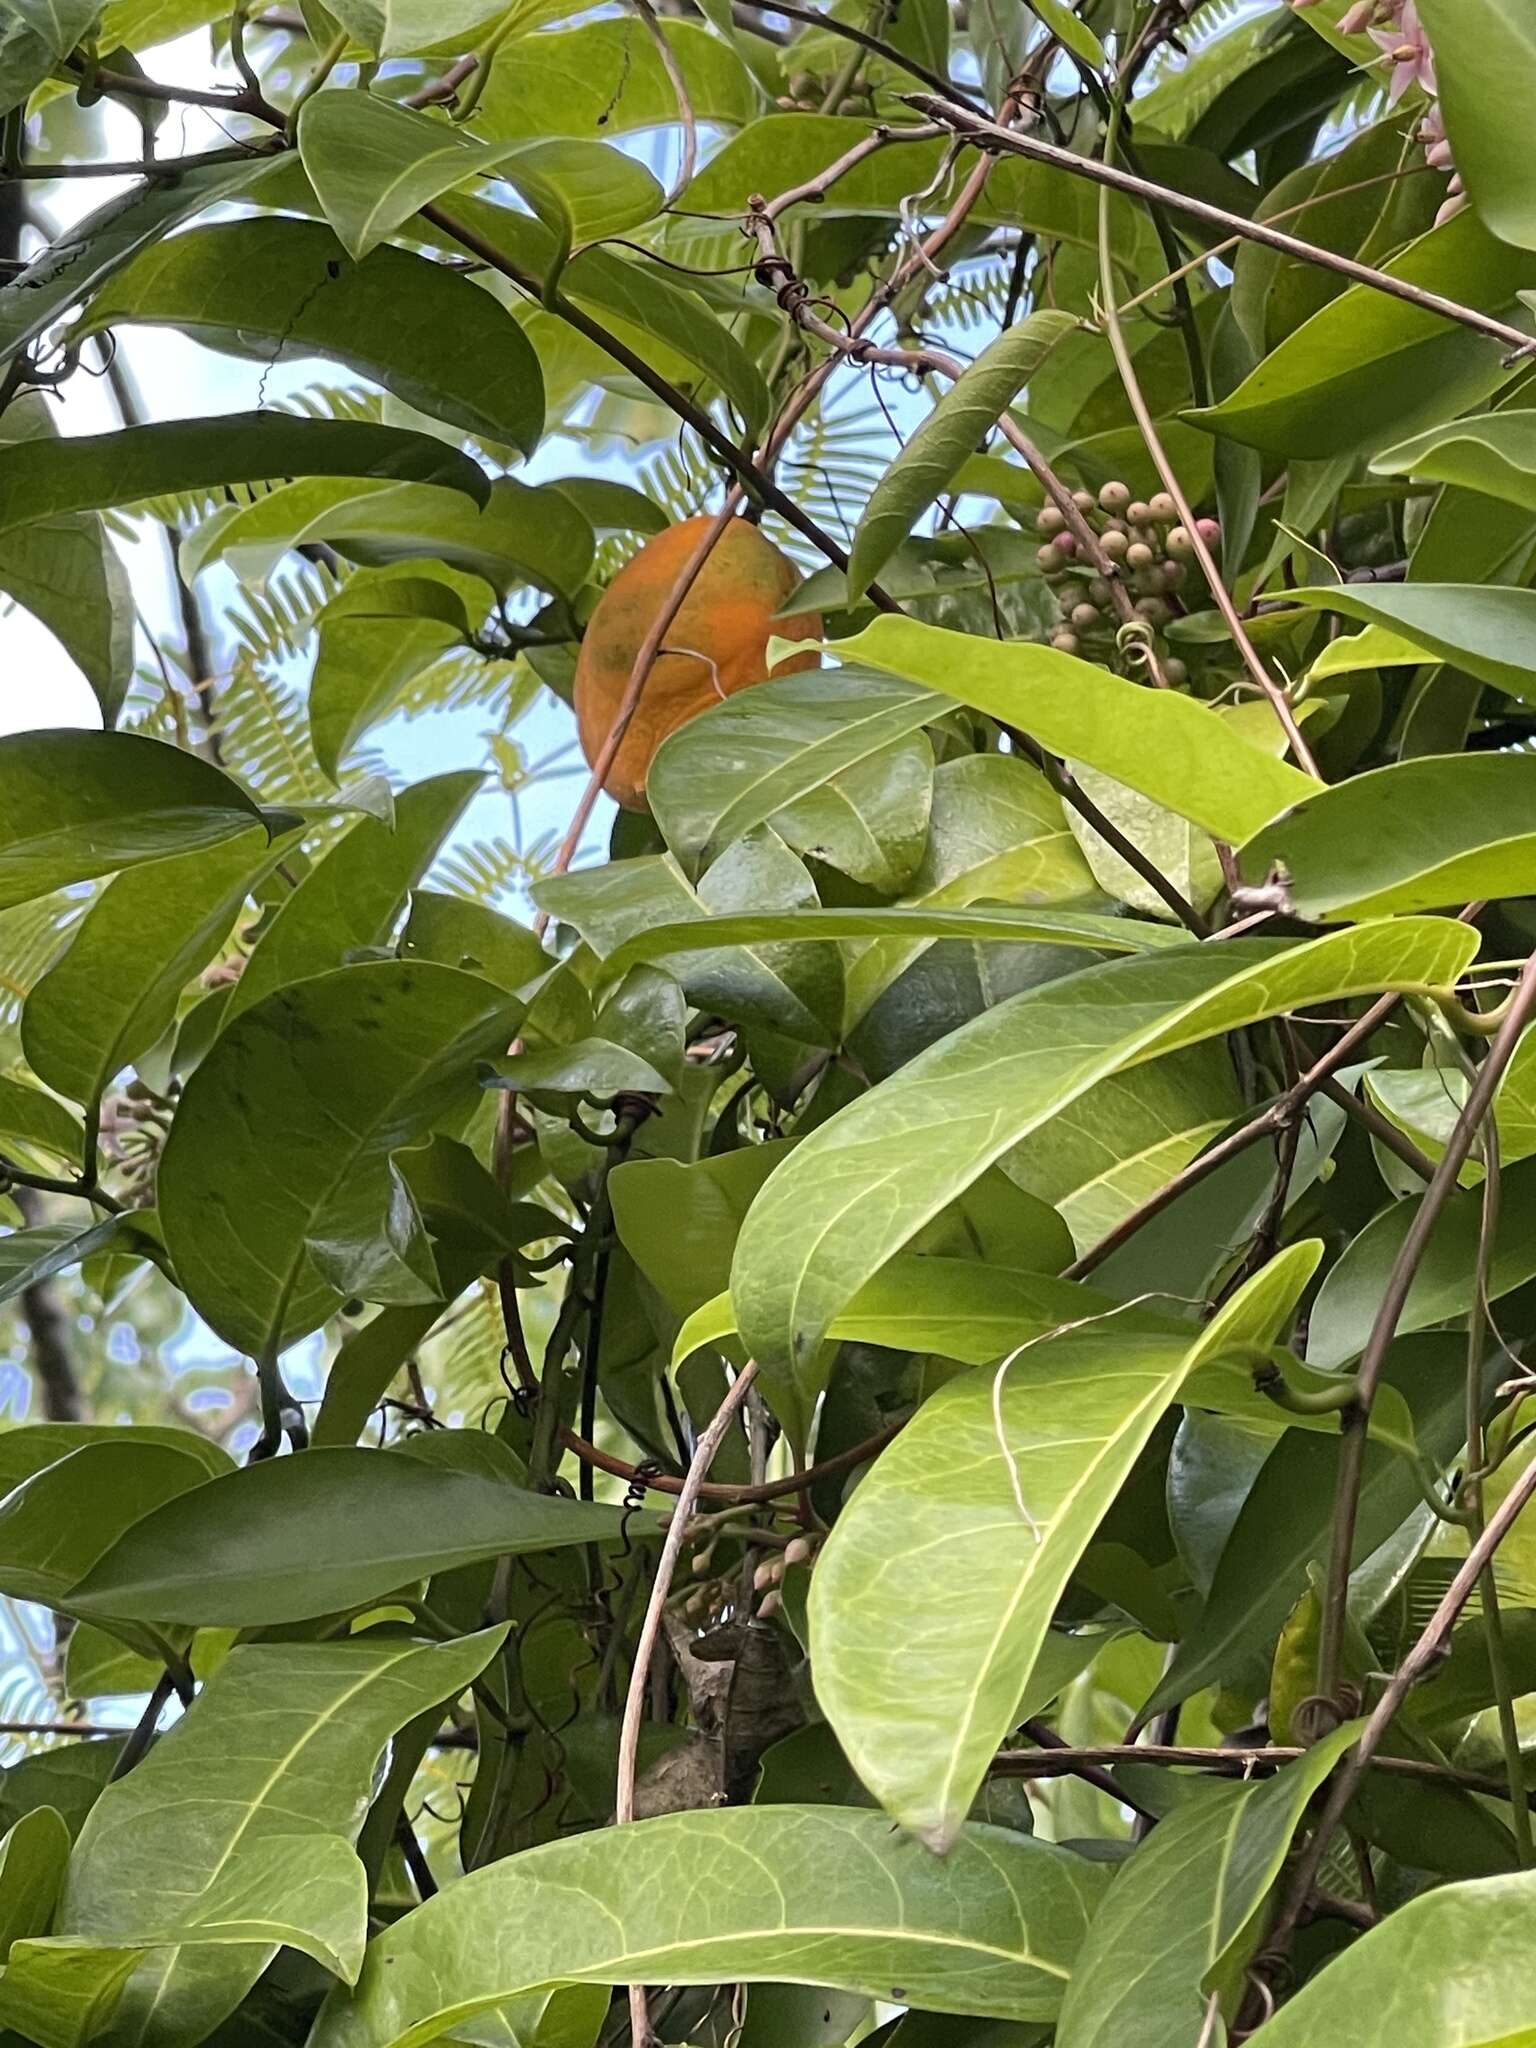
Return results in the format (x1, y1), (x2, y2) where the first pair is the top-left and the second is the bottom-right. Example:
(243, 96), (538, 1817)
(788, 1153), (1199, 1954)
(81, 219), (545, 456)
(157, 961), (519, 1360)
(0, 414), (488, 538)
(22, 826), (282, 1109)
(730, 918), (1477, 1384)
(1418, 0), (1536, 251)
(220, 771), (480, 1028)
(1373, 410), (1536, 511)
(311, 1807), (1108, 2048)
(0, 1807), (71, 1961)
(0, 1633), (506, 2048)
(1285, 581), (1536, 704)
(1240, 753), (1536, 919)
(476, 19), (760, 137)
(71, 1445), (648, 1626)
(0, 732), (266, 912)
(307, 574), (476, 781)
(825, 617), (1320, 840)
(807, 1244), (1320, 1849)
(1052, 1726), (1361, 2048)
(845, 312), (1077, 599)
(0, 1077), (82, 1166)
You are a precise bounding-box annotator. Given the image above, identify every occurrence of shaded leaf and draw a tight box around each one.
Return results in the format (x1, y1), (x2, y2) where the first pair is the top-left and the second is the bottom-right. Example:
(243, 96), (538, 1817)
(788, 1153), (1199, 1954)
(1286, 581), (1536, 704)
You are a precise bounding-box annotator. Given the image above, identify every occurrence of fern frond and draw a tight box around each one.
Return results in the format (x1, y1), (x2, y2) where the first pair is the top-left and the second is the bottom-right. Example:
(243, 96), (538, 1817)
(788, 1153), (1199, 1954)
(1135, 7), (1283, 136)
(214, 656), (330, 803)
(224, 559), (346, 668)
(274, 384), (381, 423)
(430, 836), (536, 903)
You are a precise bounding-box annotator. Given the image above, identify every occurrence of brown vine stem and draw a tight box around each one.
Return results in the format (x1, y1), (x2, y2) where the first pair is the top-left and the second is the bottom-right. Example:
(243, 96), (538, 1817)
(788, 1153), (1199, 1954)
(616, 1359), (761, 2047)
(1315, 951), (1536, 1711)
(991, 1741), (1513, 1799)
(731, 0), (984, 107)
(1094, 93), (1320, 776)
(904, 95), (1536, 362)
(1268, 1436), (1536, 1966)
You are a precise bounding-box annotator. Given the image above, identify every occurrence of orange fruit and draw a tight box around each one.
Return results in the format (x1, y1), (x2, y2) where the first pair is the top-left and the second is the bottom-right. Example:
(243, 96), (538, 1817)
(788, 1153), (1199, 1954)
(574, 515), (822, 810)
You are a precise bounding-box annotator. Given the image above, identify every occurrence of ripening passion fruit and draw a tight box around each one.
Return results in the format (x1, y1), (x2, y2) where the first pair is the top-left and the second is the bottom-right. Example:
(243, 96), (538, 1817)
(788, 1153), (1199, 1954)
(573, 515), (823, 811)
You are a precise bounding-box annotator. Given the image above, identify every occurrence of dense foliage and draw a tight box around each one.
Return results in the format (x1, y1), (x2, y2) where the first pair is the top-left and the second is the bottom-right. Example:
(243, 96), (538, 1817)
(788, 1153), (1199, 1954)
(5, 0), (1536, 2041)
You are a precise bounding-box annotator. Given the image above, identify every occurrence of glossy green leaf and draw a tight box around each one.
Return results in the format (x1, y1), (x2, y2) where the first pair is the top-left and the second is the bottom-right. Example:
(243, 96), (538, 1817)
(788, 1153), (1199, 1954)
(0, 1437), (216, 1614)
(320, 0), (501, 56)
(1053, 1725), (1360, 2048)
(0, 1221), (143, 1313)
(1185, 209), (1536, 458)
(0, 414), (487, 542)
(312, 1807), (1108, 2048)
(807, 1245), (1318, 1848)
(648, 667), (943, 887)
(826, 617), (1320, 840)
(845, 312), (1076, 599)
(184, 474), (592, 599)
(22, 826), (280, 1109)
(0, 731), (266, 911)
(221, 771), (479, 1029)
(1373, 410), (1536, 510)
(0, 1422), (230, 1497)
(400, 891), (548, 992)
(1308, 1156), (1536, 1369)
(1241, 753), (1536, 919)
(70, 1446), (647, 1625)
(0, 1807), (71, 1961)
(1024, 0), (1105, 67)
(1286, 581), (1536, 703)
(731, 918), (1476, 1380)
(157, 961), (519, 1360)
(1251, 1867), (1536, 2046)
(1419, 0), (1536, 250)
(0, 1633), (505, 2048)
(81, 219), (544, 456)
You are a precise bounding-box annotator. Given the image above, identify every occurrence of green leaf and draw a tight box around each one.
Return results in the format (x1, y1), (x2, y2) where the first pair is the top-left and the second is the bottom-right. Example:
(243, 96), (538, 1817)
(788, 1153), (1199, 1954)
(0, 1421), (232, 1497)
(1143, 1333), (1471, 1716)
(1418, 0), (1536, 250)
(400, 891), (548, 992)
(22, 826), (281, 1109)
(0, 0), (96, 52)
(0, 731), (266, 912)
(298, 93), (659, 260)
(0, 1807), (71, 1961)
(1247, 1868), (1536, 2046)
(647, 667), (945, 882)
(0, 1438), (216, 1615)
(1052, 1726), (1361, 2048)
(1285, 581), (1536, 704)
(807, 1244), (1319, 1849)
(0, 157), (283, 366)
(220, 771), (480, 1030)
(70, 1448), (648, 1625)
(0, 1077), (81, 1165)
(730, 919), (1476, 1380)
(311, 1807), (1108, 2048)
(81, 219), (544, 457)
(157, 961), (519, 1360)
(825, 617), (1320, 841)
(1373, 409), (1536, 511)
(1184, 209), (1536, 458)
(320, 0), (501, 55)
(1023, 0), (1105, 67)
(0, 1633), (506, 2048)
(476, 18), (759, 138)
(183, 474), (591, 599)
(1307, 1156), (1536, 1369)
(0, 413), (487, 539)
(845, 312), (1077, 599)
(1240, 753), (1536, 920)
(0, 1220), (137, 1309)
(308, 576), (474, 781)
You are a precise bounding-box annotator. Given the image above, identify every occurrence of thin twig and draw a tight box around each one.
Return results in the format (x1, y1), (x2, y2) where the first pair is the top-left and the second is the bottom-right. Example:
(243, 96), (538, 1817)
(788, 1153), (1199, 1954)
(633, 0), (696, 203)
(991, 1741), (1514, 1799)
(616, 1360), (761, 2046)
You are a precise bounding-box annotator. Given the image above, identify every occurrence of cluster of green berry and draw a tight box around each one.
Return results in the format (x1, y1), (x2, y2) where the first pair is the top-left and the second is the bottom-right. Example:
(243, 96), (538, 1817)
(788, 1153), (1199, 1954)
(1035, 481), (1221, 683)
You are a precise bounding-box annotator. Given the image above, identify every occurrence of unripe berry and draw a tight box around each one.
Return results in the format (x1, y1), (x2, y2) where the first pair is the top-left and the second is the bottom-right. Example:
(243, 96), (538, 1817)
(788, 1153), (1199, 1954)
(1056, 581), (1087, 611)
(1136, 596), (1171, 626)
(1050, 630), (1080, 656)
(1071, 488), (1095, 512)
(1137, 565), (1168, 597)
(1088, 577), (1114, 607)
(1161, 657), (1189, 686)
(1162, 559), (1187, 591)
(1098, 479), (1132, 515)
(1148, 491), (1177, 523)
(1036, 544), (1061, 573)
(1036, 505), (1067, 536)
(1071, 602), (1100, 630)
(1051, 532), (1079, 560)
(1099, 528), (1129, 561)
(1127, 500), (1152, 525)
(1166, 525), (1196, 560)
(1196, 516), (1222, 547)
(1125, 541), (1155, 570)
